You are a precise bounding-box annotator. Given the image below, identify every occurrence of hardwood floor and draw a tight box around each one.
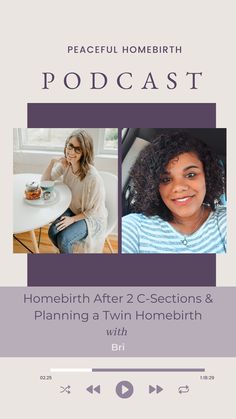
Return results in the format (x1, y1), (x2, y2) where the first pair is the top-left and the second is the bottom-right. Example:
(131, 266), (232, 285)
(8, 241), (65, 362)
(13, 225), (118, 254)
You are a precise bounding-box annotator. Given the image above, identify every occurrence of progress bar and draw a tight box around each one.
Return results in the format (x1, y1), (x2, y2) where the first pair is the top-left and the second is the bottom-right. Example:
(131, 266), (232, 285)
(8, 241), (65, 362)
(93, 368), (205, 372)
(50, 368), (205, 373)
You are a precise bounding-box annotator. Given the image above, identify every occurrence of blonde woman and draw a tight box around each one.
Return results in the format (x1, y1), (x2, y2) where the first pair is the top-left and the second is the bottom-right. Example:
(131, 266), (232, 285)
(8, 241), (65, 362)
(42, 130), (107, 253)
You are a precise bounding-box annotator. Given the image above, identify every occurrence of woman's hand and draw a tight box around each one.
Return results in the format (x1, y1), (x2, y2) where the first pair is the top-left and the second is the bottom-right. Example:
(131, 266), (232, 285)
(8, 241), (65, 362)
(51, 157), (68, 168)
(56, 216), (75, 231)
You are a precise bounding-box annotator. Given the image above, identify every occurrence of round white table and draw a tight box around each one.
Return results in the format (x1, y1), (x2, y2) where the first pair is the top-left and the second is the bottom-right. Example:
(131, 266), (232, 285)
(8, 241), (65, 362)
(13, 174), (72, 253)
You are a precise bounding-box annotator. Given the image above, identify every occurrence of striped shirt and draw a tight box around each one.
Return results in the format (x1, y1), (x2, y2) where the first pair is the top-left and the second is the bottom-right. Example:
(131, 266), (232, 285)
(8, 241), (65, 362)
(122, 206), (226, 254)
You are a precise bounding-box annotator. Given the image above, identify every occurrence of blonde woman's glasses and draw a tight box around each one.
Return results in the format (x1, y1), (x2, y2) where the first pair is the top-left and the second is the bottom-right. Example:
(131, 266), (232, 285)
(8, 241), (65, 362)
(66, 143), (82, 154)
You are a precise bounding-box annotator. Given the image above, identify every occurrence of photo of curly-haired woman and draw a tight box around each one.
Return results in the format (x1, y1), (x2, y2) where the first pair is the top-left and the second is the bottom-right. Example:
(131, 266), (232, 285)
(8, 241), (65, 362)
(122, 130), (226, 254)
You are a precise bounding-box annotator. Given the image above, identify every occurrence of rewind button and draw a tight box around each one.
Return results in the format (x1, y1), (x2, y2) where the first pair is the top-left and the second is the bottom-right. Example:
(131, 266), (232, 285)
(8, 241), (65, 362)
(86, 385), (101, 394)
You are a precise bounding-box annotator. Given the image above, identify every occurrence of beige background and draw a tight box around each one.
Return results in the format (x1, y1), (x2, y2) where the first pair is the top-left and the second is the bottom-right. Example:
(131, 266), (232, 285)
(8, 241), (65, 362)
(0, 357), (235, 419)
(1, 1), (235, 416)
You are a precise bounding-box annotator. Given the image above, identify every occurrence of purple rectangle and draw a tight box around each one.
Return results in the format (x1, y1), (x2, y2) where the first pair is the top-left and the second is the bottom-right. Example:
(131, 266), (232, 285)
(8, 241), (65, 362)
(0, 287), (235, 357)
(27, 103), (216, 128)
(28, 254), (215, 286)
(27, 103), (216, 286)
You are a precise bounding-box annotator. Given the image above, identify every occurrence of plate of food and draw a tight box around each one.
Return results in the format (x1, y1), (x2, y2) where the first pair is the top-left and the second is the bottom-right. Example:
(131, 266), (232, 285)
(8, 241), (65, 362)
(24, 181), (58, 206)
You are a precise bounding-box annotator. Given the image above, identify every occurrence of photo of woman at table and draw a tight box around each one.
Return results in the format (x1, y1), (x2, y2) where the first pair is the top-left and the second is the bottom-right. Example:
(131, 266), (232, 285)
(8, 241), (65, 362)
(122, 131), (226, 254)
(41, 129), (107, 253)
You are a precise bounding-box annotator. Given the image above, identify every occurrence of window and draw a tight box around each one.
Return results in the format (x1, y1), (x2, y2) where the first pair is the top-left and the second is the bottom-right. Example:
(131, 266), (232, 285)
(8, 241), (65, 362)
(14, 128), (118, 155)
(15, 128), (77, 151)
(100, 128), (118, 154)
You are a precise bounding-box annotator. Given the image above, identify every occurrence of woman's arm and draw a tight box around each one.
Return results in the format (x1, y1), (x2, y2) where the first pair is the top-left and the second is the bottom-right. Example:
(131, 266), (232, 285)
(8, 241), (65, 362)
(122, 214), (140, 253)
(41, 158), (67, 181)
(41, 159), (57, 181)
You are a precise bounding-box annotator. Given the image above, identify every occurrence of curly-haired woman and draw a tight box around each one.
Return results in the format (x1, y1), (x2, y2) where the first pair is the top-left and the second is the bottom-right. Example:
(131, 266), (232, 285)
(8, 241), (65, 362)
(42, 129), (107, 253)
(122, 131), (226, 253)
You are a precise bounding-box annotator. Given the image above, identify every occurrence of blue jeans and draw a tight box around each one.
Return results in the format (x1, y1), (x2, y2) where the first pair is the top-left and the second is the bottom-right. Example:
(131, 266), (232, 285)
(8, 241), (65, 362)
(48, 208), (88, 253)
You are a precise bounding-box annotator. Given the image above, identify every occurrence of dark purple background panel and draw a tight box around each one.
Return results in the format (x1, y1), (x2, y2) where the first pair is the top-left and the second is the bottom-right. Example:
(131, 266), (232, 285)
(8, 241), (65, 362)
(27, 102), (216, 286)
(28, 254), (215, 286)
(27, 103), (216, 128)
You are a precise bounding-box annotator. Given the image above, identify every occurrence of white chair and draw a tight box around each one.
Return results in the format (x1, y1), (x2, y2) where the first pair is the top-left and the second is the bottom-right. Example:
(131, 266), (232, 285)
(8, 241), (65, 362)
(99, 171), (118, 253)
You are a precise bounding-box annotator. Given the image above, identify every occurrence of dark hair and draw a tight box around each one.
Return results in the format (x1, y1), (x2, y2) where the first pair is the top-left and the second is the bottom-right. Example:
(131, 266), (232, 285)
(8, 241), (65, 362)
(64, 129), (94, 180)
(129, 131), (225, 221)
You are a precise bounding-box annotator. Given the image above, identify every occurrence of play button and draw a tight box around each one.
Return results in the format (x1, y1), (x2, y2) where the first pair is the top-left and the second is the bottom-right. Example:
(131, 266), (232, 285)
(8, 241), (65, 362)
(116, 381), (134, 399)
